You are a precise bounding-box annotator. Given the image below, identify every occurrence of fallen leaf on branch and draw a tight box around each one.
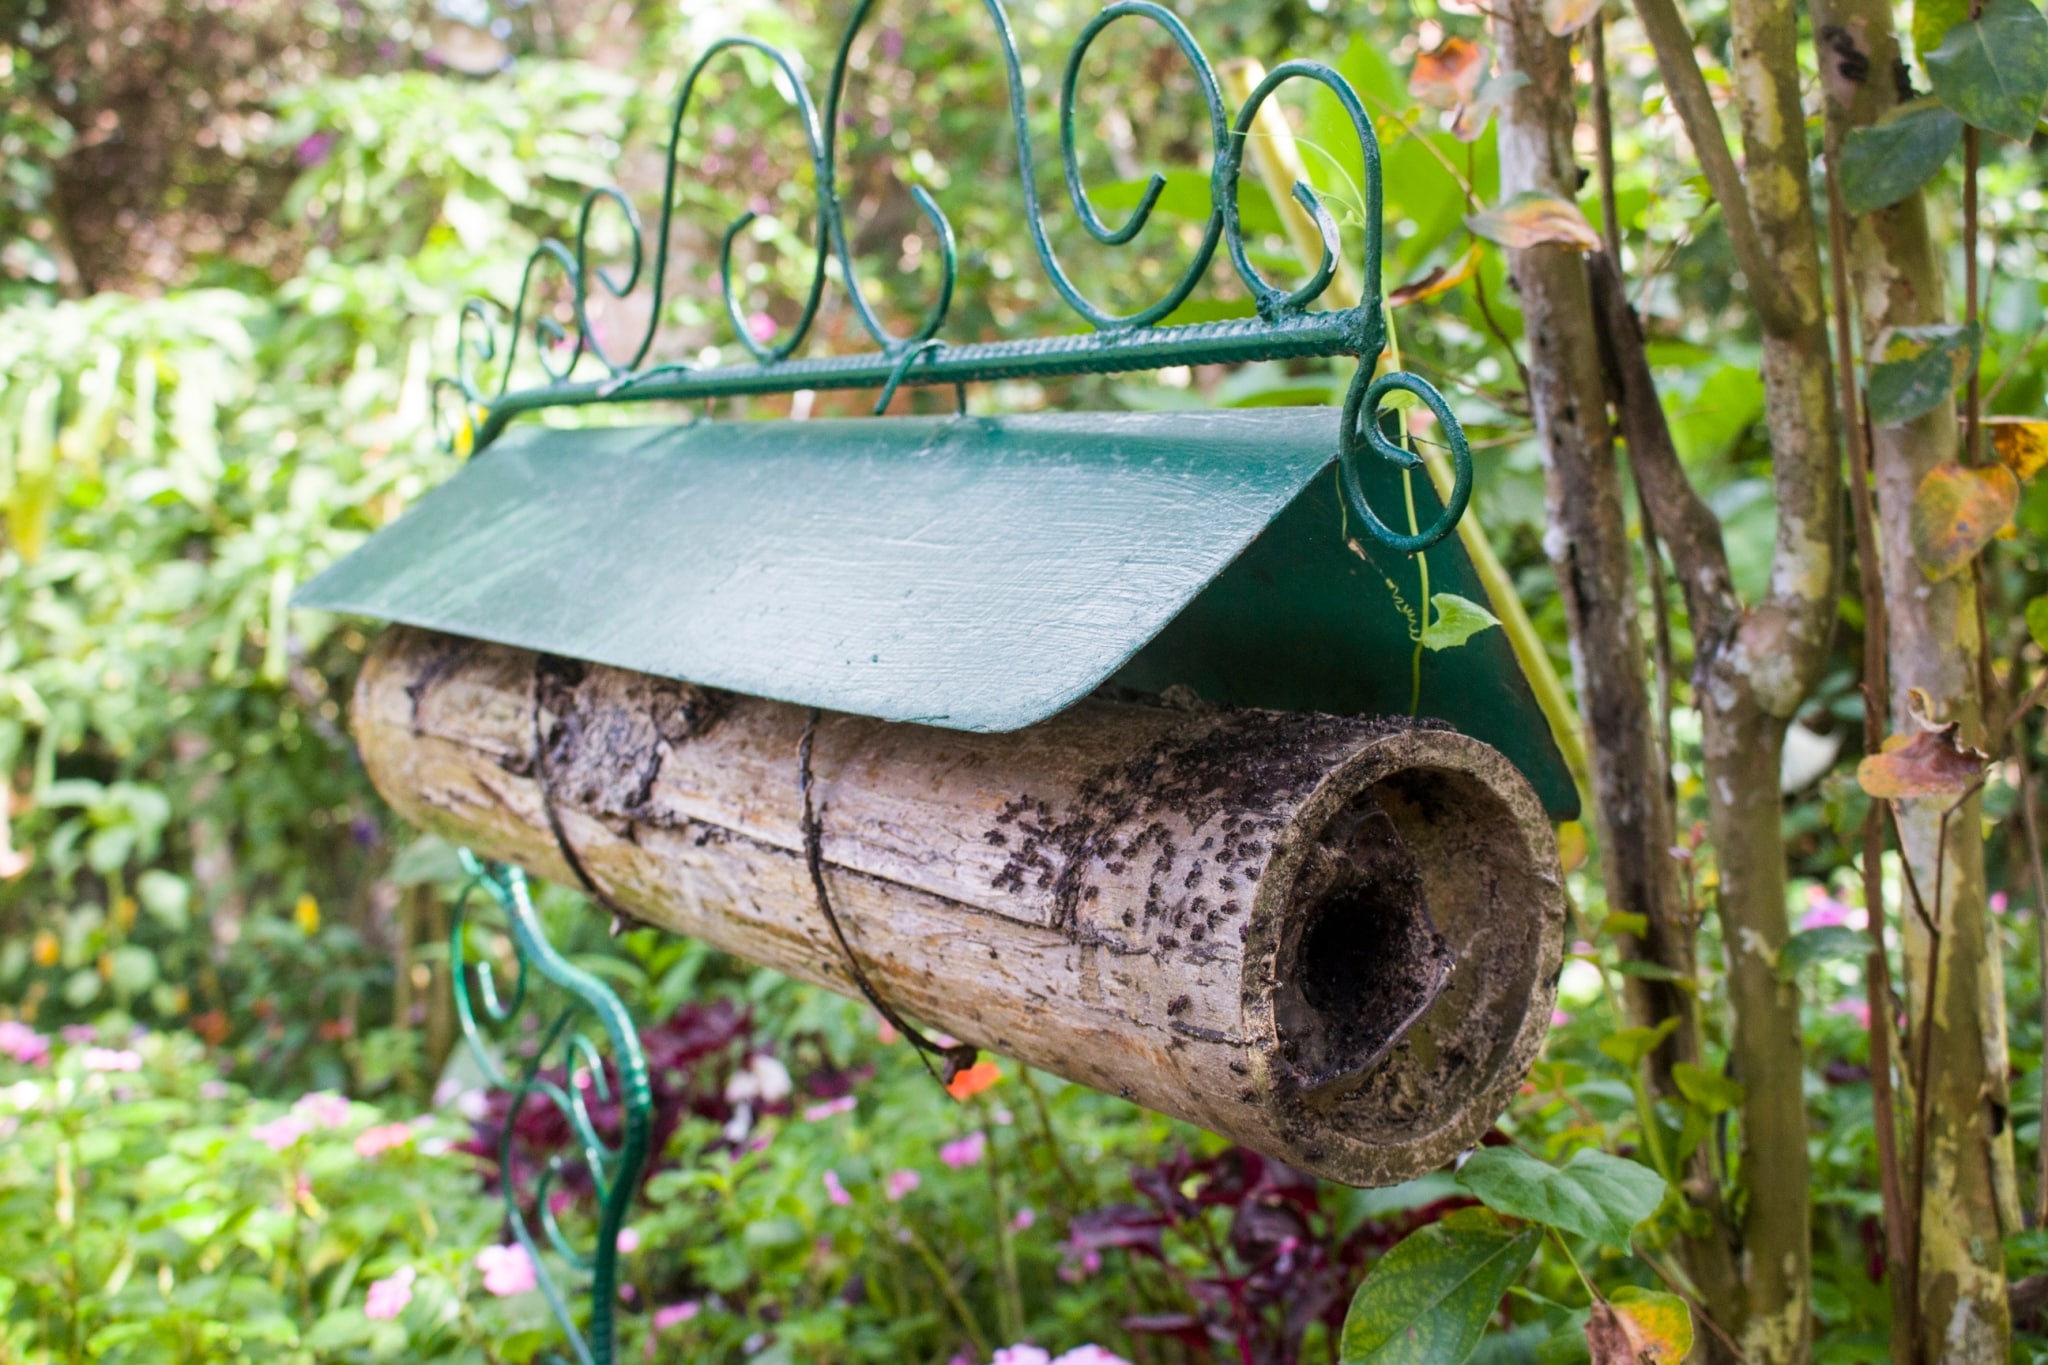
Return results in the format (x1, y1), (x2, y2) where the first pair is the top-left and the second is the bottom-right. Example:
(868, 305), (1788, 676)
(1908, 460), (2017, 580)
(1991, 416), (2048, 481)
(1856, 722), (1989, 800)
(1465, 192), (1602, 252)
(1409, 37), (1486, 110)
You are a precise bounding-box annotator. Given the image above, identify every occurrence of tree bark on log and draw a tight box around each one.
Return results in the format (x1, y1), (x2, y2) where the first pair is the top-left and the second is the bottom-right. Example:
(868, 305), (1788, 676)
(354, 626), (1565, 1187)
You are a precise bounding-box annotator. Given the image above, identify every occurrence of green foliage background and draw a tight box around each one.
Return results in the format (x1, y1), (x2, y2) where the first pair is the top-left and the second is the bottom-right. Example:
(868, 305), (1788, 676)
(1, 0), (2046, 1359)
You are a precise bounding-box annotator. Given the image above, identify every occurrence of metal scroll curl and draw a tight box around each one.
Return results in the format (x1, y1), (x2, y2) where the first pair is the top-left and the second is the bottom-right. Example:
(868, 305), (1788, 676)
(451, 851), (652, 1365)
(429, 0), (1475, 556)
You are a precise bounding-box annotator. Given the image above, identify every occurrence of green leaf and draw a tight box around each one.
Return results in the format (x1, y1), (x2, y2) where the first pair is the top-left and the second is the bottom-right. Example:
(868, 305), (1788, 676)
(1671, 1061), (1747, 1115)
(1341, 1209), (1542, 1364)
(1839, 100), (1962, 214)
(1867, 323), (1980, 426)
(389, 834), (466, 887)
(136, 869), (191, 930)
(1455, 1147), (1669, 1249)
(1926, 0), (2048, 140)
(1598, 1017), (1679, 1067)
(1421, 593), (1502, 652)
(1600, 911), (1649, 939)
(1611, 959), (1688, 984)
(1778, 925), (1868, 975)
(1916, 0), (1972, 56)
(2026, 595), (2048, 651)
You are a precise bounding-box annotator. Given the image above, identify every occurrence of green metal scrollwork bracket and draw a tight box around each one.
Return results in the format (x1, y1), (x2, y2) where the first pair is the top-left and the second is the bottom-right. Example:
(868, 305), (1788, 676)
(434, 0), (1474, 555)
(452, 852), (651, 1365)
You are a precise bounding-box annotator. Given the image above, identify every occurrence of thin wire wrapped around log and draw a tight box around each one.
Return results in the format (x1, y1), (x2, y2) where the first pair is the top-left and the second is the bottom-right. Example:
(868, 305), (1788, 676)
(355, 626), (1564, 1186)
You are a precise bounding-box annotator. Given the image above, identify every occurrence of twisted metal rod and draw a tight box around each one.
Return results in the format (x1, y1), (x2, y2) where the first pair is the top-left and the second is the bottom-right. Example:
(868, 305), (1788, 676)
(452, 853), (652, 1365)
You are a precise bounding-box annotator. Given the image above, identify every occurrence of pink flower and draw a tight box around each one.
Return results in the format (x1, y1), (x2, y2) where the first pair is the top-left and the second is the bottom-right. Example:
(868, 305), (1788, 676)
(251, 1114), (312, 1152)
(939, 1131), (986, 1169)
(1011, 1207), (1035, 1232)
(885, 1169), (921, 1202)
(293, 1092), (352, 1129)
(1058, 1249), (1103, 1284)
(476, 1243), (538, 1297)
(803, 1096), (856, 1122)
(354, 1122), (413, 1159)
(60, 1025), (97, 1044)
(1550, 1009), (1572, 1027)
(1992, 891), (2011, 914)
(823, 1170), (853, 1206)
(1830, 998), (1873, 1030)
(1051, 1350), (1132, 1365)
(747, 311), (778, 344)
(1800, 885), (1860, 931)
(652, 1301), (700, 1330)
(0, 1022), (49, 1066)
(616, 1228), (641, 1254)
(876, 1018), (900, 1045)
(82, 1047), (141, 1073)
(993, 1347), (1052, 1365)
(364, 1267), (415, 1320)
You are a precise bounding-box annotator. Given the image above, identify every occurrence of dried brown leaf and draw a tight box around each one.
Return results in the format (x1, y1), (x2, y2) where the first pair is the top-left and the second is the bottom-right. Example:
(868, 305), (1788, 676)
(1388, 245), (1483, 307)
(1856, 722), (1989, 800)
(1410, 37), (1486, 110)
(1465, 192), (1603, 252)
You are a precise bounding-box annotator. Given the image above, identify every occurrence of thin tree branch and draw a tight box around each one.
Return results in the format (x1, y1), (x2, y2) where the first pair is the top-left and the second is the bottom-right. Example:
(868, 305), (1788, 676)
(1824, 135), (1915, 1359)
(1627, 0), (1800, 335)
(1586, 250), (1740, 639)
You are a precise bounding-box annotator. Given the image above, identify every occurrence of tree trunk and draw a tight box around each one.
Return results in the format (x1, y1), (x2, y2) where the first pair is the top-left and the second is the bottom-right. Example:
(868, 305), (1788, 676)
(1487, 2), (1746, 1347)
(352, 626), (1566, 1187)
(1810, 8), (2016, 1353)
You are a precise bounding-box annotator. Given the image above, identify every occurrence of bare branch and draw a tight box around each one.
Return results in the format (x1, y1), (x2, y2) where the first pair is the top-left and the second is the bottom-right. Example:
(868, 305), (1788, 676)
(1628, 0), (1800, 335)
(1586, 250), (1740, 640)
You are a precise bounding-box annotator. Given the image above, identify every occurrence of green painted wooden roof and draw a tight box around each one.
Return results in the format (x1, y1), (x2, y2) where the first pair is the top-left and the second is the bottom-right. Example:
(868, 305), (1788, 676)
(295, 407), (1576, 818)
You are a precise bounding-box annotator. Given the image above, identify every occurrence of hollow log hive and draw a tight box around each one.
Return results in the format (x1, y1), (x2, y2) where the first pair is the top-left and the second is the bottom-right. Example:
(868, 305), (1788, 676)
(356, 625), (1565, 1186)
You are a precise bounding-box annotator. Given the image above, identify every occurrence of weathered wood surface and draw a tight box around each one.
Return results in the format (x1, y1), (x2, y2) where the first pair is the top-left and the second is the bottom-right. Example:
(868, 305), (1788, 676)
(355, 626), (1564, 1186)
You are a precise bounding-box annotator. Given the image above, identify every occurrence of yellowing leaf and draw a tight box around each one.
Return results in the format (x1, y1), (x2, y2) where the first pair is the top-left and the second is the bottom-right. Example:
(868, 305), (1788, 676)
(1388, 245), (1483, 308)
(1556, 820), (1589, 873)
(1545, 0), (1605, 36)
(1990, 416), (2048, 481)
(1465, 192), (1602, 252)
(1589, 1288), (1694, 1365)
(1909, 461), (2016, 580)
(1409, 38), (1487, 110)
(1856, 722), (1988, 800)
